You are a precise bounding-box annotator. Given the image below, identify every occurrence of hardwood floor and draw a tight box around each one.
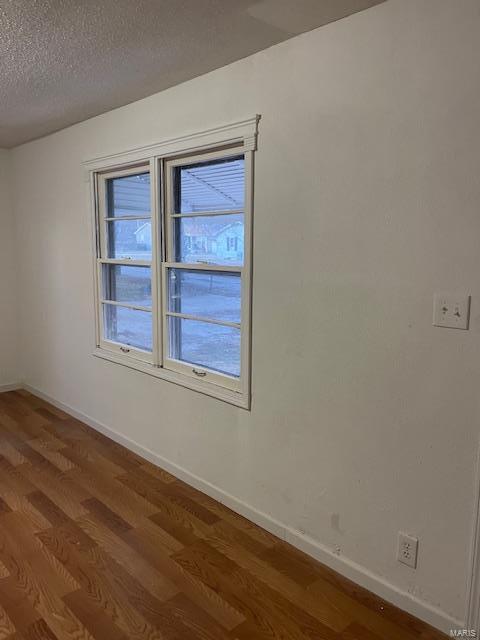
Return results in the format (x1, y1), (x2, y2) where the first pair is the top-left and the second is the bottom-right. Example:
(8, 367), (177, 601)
(0, 389), (446, 640)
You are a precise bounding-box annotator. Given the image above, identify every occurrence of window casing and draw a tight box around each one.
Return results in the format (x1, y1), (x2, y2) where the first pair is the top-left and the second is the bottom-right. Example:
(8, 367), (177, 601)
(87, 118), (258, 408)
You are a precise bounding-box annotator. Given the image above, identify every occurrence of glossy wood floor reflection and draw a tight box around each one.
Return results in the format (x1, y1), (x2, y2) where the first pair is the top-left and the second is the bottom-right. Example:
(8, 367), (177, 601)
(0, 390), (446, 640)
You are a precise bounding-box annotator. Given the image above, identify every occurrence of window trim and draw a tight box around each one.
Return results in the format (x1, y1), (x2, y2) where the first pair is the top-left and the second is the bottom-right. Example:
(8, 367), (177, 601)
(85, 117), (259, 409)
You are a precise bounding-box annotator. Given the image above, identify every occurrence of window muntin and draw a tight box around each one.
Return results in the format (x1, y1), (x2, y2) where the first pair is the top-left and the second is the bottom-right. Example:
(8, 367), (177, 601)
(93, 144), (252, 401)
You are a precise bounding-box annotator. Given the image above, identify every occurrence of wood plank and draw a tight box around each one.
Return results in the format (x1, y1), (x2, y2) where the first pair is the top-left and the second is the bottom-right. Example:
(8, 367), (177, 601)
(75, 511), (179, 602)
(37, 526), (172, 640)
(0, 391), (447, 640)
(63, 589), (129, 640)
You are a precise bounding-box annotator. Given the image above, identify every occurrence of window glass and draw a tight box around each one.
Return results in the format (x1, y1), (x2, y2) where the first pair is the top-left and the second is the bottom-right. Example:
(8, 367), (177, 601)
(174, 213), (243, 266)
(103, 305), (152, 351)
(107, 219), (152, 260)
(102, 265), (152, 307)
(107, 173), (150, 217)
(168, 317), (240, 377)
(174, 157), (244, 213)
(168, 269), (240, 323)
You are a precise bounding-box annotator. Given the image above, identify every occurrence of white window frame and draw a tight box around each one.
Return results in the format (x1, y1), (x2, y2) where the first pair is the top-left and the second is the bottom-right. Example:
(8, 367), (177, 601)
(84, 117), (259, 409)
(96, 162), (158, 364)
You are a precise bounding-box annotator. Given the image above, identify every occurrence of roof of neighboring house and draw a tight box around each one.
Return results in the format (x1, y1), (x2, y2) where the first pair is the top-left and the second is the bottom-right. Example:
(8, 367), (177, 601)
(178, 158), (244, 212)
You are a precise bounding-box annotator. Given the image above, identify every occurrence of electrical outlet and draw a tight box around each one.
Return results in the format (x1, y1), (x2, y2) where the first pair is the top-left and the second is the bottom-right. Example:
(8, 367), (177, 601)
(398, 532), (418, 568)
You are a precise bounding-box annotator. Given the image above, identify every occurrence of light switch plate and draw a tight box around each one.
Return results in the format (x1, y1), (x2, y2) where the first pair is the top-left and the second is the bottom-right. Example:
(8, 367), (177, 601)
(433, 293), (470, 330)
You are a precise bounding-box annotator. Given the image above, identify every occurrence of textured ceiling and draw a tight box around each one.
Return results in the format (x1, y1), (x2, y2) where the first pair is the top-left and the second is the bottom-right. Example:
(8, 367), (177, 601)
(0, 0), (384, 148)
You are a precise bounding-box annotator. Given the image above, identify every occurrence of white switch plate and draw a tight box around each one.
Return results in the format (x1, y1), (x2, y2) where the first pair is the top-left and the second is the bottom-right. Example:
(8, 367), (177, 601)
(433, 293), (470, 330)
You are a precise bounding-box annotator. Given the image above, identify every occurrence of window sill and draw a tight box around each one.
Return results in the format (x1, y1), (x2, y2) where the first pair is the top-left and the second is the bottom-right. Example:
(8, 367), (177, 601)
(93, 348), (250, 409)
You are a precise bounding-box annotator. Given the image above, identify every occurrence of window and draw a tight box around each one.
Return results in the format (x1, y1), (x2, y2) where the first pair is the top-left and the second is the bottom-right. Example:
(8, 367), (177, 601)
(97, 168), (154, 361)
(226, 237), (239, 252)
(88, 117), (258, 407)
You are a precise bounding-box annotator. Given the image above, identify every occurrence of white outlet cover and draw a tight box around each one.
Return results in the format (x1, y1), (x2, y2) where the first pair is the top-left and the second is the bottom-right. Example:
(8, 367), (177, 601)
(433, 293), (470, 330)
(398, 532), (418, 569)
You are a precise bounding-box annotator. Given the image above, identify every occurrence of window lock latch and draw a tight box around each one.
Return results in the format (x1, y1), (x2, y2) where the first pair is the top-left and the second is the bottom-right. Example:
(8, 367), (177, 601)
(192, 368), (207, 377)
(120, 346), (131, 353)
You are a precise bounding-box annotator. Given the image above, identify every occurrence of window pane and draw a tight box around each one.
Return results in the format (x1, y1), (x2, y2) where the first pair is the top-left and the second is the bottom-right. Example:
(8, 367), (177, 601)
(174, 213), (244, 266)
(168, 317), (240, 377)
(103, 305), (152, 351)
(107, 219), (152, 260)
(174, 156), (244, 213)
(102, 265), (151, 307)
(168, 269), (240, 323)
(107, 172), (150, 217)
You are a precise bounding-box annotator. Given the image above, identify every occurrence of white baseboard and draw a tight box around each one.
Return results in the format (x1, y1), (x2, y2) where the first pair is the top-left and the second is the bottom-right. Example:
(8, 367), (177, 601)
(23, 383), (462, 635)
(0, 383), (22, 393)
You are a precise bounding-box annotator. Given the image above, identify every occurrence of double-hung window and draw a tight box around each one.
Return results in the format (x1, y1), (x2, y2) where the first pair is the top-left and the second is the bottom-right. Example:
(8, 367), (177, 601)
(88, 118), (258, 408)
(97, 167), (154, 360)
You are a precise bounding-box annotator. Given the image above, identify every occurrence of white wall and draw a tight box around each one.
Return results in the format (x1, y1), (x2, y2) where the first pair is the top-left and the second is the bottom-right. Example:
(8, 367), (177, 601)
(10, 0), (480, 629)
(0, 150), (19, 387)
